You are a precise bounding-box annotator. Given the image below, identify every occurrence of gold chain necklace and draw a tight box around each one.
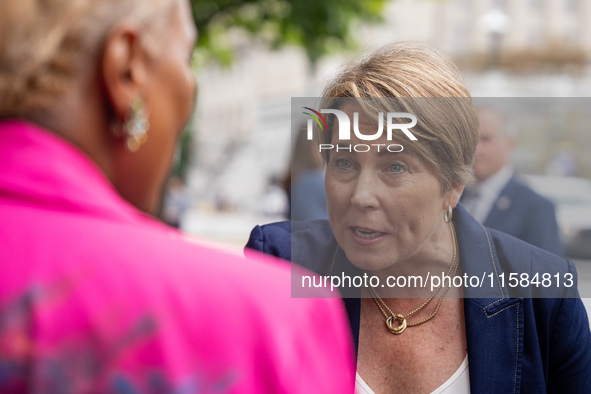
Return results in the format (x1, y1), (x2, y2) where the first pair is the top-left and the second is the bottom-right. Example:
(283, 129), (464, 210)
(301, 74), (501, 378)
(367, 220), (459, 335)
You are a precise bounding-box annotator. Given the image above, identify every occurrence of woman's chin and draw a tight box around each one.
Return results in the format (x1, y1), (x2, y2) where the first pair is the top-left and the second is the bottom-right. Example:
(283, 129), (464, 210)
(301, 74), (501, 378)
(344, 249), (398, 273)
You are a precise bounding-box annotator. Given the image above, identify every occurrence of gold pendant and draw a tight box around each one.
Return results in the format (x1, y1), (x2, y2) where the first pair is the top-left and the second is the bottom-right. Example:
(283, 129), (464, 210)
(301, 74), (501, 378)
(386, 313), (407, 334)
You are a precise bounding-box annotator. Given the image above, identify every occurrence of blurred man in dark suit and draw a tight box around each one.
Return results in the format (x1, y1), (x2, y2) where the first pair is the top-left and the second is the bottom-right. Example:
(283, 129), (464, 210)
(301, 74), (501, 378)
(462, 107), (562, 255)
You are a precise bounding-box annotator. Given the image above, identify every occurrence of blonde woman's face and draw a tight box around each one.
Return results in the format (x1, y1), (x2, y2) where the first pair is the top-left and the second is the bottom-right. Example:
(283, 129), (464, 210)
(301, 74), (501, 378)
(324, 105), (456, 273)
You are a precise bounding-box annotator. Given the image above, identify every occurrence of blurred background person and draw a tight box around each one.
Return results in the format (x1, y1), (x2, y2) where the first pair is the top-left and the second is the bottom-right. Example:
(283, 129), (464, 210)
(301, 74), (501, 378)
(290, 124), (329, 221)
(461, 106), (563, 255)
(0, 0), (354, 391)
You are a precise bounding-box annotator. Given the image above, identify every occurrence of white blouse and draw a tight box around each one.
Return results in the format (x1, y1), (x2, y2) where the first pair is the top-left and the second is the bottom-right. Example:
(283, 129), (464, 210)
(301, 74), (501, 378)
(355, 354), (470, 394)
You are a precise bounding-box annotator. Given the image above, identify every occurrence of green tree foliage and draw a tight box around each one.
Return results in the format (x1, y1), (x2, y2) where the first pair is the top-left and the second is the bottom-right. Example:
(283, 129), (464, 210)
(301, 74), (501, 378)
(190, 0), (387, 65)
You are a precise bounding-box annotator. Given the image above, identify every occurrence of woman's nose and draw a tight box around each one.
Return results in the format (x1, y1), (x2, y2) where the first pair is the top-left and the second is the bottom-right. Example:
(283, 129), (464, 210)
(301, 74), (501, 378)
(350, 170), (379, 209)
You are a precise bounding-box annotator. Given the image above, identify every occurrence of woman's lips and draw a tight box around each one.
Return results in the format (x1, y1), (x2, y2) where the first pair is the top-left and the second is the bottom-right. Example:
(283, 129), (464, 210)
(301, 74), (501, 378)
(350, 226), (387, 245)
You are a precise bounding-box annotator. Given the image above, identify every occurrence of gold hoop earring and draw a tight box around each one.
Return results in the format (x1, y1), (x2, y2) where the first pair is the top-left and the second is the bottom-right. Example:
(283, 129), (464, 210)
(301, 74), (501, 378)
(444, 205), (453, 223)
(124, 97), (150, 153)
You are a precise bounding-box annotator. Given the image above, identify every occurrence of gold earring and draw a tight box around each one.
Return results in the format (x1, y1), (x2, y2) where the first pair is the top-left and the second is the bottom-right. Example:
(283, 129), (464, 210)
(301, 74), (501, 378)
(444, 205), (453, 223)
(124, 97), (150, 152)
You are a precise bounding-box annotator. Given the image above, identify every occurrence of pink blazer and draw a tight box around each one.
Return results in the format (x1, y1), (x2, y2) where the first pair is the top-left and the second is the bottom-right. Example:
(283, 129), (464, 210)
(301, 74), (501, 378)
(0, 120), (354, 393)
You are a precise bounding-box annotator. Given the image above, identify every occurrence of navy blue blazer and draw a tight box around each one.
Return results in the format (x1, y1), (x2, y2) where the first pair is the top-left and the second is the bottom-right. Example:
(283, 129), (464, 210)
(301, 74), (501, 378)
(246, 204), (591, 393)
(463, 176), (562, 256)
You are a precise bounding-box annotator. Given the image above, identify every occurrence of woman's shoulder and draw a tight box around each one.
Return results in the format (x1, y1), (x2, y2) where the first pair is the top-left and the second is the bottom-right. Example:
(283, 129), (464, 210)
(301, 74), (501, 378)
(486, 227), (579, 298)
(249, 219), (333, 233)
(246, 219), (339, 273)
(487, 226), (569, 269)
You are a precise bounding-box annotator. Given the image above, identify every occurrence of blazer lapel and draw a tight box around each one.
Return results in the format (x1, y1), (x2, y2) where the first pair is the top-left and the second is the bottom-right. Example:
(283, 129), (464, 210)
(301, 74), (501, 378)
(464, 297), (524, 393)
(455, 204), (524, 392)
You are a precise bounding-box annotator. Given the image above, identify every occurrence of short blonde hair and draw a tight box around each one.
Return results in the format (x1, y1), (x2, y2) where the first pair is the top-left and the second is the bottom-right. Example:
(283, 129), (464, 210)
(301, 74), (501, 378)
(0, 0), (174, 117)
(319, 42), (480, 191)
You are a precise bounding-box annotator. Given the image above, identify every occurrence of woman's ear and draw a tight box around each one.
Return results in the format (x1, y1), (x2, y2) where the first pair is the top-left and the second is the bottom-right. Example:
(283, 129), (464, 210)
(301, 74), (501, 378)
(444, 184), (465, 209)
(100, 22), (149, 122)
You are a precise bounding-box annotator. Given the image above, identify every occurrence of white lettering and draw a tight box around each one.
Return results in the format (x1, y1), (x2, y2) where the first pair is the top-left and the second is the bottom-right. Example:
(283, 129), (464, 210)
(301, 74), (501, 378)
(387, 113), (418, 141)
(387, 144), (404, 152)
(353, 112), (384, 140)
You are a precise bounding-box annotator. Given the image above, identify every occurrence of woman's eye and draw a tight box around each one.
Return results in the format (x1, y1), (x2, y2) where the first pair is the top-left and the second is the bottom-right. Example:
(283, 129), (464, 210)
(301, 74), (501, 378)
(336, 159), (352, 169)
(388, 163), (404, 173)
